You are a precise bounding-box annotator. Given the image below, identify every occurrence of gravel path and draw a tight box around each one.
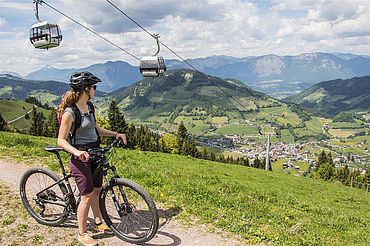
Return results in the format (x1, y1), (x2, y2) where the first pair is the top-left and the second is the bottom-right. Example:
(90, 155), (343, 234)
(0, 159), (245, 246)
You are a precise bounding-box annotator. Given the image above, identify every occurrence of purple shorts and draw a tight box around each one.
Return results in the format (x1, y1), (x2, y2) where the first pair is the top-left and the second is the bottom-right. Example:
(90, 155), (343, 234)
(69, 156), (103, 196)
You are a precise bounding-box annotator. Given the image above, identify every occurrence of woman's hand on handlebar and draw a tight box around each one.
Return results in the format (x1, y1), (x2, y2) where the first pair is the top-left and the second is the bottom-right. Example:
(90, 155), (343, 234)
(74, 150), (90, 160)
(115, 133), (127, 145)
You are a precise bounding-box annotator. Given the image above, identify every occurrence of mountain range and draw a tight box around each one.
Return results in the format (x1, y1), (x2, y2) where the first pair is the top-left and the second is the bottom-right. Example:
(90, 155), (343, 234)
(1, 70), (369, 139)
(24, 61), (141, 93)
(286, 76), (370, 115)
(0, 74), (106, 105)
(169, 53), (370, 99)
(6, 52), (369, 98)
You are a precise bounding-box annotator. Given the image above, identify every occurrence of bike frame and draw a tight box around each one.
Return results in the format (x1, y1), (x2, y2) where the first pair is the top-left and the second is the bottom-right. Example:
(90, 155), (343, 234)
(38, 142), (129, 217)
(35, 151), (79, 213)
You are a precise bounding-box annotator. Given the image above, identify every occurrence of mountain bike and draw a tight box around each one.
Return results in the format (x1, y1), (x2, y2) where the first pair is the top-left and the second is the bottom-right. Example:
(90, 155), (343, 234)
(19, 139), (159, 244)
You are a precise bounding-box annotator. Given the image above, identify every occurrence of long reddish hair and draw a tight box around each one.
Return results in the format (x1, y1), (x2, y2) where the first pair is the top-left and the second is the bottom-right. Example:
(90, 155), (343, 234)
(58, 90), (83, 114)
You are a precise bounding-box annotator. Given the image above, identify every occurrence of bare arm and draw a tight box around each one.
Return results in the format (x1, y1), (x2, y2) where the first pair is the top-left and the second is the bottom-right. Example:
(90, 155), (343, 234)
(95, 120), (127, 144)
(57, 112), (90, 160)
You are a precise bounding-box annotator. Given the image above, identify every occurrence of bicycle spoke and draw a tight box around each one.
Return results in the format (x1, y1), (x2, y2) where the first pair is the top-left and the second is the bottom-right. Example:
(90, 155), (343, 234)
(101, 180), (158, 243)
(20, 168), (68, 226)
(131, 210), (153, 225)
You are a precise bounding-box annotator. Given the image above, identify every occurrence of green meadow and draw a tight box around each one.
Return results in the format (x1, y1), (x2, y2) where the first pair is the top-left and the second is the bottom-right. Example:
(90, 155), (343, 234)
(216, 125), (260, 135)
(0, 99), (52, 130)
(0, 131), (368, 245)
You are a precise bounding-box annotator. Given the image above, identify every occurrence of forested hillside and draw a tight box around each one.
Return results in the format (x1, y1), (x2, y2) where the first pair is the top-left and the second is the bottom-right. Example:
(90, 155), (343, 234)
(287, 76), (370, 115)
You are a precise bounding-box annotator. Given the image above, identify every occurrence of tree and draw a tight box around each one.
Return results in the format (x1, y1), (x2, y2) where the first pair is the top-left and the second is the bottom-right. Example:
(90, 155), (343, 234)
(332, 111), (355, 123)
(202, 146), (209, 160)
(337, 165), (350, 183)
(125, 123), (137, 149)
(158, 138), (167, 153)
(25, 96), (52, 110)
(96, 116), (111, 144)
(181, 140), (191, 156)
(190, 137), (199, 158)
(243, 157), (250, 167)
(217, 154), (226, 163)
(29, 106), (43, 136)
(42, 109), (59, 138)
(176, 121), (188, 154)
(149, 137), (158, 152)
(162, 134), (177, 154)
(209, 152), (216, 161)
(253, 157), (261, 169)
(323, 163), (335, 181)
(108, 100), (127, 134)
(259, 158), (265, 169)
(0, 113), (8, 131)
(313, 151), (335, 181)
(315, 150), (327, 172)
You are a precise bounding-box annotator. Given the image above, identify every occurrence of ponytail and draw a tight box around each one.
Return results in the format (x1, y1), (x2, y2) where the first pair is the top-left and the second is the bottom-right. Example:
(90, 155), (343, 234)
(58, 90), (83, 114)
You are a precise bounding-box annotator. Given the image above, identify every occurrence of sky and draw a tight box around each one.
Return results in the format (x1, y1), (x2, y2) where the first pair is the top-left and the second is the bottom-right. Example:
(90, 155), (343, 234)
(0, 0), (369, 76)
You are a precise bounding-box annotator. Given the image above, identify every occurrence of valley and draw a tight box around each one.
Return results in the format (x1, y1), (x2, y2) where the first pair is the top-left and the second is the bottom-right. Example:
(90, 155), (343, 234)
(1, 70), (368, 174)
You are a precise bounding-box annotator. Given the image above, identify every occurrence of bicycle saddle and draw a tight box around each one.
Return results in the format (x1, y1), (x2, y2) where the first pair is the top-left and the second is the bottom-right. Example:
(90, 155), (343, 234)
(43, 145), (64, 154)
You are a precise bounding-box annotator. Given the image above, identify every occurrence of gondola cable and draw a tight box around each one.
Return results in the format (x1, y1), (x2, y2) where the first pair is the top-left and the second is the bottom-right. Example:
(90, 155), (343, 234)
(38, 1), (221, 110)
(106, 0), (249, 112)
(37, 1), (242, 117)
(41, 0), (141, 61)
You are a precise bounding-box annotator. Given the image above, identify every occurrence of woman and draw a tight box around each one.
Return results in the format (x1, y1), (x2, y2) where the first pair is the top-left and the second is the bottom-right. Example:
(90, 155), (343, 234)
(57, 71), (126, 246)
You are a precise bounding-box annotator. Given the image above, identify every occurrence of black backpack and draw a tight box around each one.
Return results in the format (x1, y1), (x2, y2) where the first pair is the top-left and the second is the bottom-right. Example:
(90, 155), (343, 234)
(58, 101), (100, 145)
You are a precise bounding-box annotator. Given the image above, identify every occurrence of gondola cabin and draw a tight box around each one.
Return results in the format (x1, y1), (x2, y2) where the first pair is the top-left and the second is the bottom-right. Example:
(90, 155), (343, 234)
(140, 56), (166, 77)
(30, 21), (62, 49)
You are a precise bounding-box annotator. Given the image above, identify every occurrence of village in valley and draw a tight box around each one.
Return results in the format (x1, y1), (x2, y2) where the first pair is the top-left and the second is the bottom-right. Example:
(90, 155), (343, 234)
(194, 118), (369, 176)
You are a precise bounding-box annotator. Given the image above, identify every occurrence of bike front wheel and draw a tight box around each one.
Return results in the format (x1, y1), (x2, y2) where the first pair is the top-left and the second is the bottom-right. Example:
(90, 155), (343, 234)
(100, 178), (159, 244)
(19, 167), (69, 226)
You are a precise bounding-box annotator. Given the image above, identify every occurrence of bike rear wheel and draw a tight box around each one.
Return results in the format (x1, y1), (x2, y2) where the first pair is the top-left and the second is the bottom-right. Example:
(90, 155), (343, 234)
(100, 178), (159, 244)
(19, 167), (69, 226)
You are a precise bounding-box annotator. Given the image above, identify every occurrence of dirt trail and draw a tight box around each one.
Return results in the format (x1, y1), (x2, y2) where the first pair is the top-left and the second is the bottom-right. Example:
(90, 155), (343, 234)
(6, 107), (35, 124)
(0, 159), (244, 246)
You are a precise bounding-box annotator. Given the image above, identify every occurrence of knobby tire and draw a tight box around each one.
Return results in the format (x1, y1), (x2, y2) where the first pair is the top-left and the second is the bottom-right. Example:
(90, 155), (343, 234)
(99, 178), (159, 244)
(19, 167), (69, 226)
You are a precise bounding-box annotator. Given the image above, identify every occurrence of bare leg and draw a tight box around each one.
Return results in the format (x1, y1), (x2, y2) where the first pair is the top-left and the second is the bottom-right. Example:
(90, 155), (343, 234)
(90, 187), (103, 224)
(77, 194), (92, 234)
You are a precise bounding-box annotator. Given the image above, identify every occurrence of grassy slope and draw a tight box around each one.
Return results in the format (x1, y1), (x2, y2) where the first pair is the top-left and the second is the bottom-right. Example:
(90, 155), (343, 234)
(0, 100), (52, 130)
(0, 131), (368, 245)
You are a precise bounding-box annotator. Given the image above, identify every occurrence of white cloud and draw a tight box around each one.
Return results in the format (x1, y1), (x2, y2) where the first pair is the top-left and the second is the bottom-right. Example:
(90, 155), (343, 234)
(272, 0), (370, 43)
(270, 0), (318, 11)
(0, 1), (33, 11)
(276, 18), (298, 38)
(308, 0), (364, 22)
(0, 18), (6, 27)
(1, 0), (370, 76)
(299, 21), (333, 41)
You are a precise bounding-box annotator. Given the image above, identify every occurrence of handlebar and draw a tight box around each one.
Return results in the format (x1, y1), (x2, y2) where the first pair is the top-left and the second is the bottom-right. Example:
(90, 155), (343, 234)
(87, 138), (124, 160)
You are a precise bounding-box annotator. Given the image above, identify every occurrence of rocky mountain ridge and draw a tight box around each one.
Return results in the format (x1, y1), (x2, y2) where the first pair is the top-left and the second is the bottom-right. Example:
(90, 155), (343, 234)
(3, 52), (369, 98)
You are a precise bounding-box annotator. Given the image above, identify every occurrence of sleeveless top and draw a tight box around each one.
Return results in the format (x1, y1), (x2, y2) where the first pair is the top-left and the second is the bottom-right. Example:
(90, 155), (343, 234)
(64, 103), (98, 145)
